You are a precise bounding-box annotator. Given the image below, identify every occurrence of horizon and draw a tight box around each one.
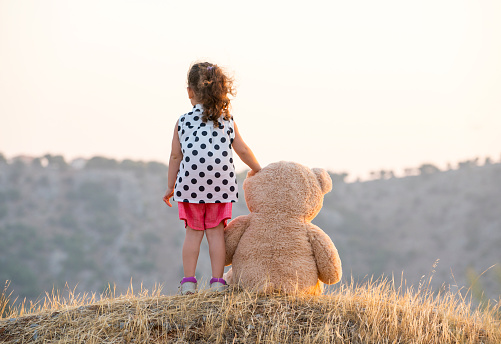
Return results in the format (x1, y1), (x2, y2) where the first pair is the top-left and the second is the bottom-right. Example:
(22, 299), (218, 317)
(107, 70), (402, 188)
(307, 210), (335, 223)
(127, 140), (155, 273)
(1, 150), (498, 182)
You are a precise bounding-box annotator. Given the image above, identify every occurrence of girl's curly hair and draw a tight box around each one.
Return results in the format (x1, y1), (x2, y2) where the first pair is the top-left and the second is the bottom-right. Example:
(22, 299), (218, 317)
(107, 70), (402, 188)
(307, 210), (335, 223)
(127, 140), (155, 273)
(187, 62), (236, 127)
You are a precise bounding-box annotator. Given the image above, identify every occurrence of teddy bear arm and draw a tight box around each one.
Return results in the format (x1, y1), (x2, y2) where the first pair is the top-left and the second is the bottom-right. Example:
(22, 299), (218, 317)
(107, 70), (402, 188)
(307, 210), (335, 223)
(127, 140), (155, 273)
(224, 215), (250, 266)
(307, 224), (342, 284)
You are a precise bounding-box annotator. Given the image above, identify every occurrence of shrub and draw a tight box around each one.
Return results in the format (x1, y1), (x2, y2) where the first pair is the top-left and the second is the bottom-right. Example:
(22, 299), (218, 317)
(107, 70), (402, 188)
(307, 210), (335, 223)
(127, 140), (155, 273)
(85, 156), (119, 169)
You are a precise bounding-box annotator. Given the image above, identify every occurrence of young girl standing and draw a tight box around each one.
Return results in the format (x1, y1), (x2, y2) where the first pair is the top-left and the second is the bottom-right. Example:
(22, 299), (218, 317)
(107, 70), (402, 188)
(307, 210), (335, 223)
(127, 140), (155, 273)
(163, 62), (261, 295)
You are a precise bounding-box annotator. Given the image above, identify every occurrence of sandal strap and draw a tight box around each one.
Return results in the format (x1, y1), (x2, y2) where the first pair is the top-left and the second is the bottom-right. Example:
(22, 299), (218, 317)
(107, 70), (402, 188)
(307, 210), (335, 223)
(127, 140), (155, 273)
(210, 277), (226, 285)
(181, 276), (197, 285)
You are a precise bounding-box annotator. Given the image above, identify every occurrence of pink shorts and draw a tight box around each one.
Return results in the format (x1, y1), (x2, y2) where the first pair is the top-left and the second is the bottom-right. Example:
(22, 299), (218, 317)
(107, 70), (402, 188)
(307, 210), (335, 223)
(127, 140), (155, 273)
(178, 202), (232, 231)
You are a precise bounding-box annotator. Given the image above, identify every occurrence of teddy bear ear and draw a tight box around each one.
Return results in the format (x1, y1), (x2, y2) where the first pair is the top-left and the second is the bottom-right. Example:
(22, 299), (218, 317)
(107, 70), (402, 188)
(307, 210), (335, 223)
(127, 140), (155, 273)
(312, 168), (332, 194)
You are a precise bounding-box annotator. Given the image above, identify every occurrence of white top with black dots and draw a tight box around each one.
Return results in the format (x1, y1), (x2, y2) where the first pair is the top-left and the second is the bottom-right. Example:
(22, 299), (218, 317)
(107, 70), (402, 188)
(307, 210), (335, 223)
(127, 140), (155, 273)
(173, 104), (238, 204)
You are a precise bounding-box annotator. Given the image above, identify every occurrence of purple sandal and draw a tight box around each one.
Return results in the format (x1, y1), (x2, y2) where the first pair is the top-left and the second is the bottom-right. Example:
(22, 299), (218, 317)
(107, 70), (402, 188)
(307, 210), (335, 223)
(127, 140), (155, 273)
(180, 276), (197, 295)
(210, 277), (227, 292)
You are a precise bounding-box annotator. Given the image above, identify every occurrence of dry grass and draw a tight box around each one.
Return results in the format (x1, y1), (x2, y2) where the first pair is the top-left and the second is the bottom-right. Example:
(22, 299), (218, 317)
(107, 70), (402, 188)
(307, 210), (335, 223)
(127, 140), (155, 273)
(0, 278), (500, 344)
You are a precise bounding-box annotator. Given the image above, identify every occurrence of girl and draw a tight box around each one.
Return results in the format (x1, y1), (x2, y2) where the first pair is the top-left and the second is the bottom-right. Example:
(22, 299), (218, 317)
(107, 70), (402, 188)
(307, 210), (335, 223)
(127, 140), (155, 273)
(163, 62), (261, 295)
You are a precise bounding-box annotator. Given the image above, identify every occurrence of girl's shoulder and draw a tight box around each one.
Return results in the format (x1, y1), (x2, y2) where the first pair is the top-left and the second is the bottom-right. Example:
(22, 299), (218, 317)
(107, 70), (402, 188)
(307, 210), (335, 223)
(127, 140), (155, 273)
(178, 107), (234, 131)
(178, 109), (201, 127)
(177, 110), (191, 121)
(222, 114), (234, 124)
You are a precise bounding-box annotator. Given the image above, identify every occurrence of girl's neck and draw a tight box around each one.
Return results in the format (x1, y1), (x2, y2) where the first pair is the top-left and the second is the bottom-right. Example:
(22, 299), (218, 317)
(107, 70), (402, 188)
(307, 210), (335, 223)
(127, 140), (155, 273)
(187, 87), (202, 106)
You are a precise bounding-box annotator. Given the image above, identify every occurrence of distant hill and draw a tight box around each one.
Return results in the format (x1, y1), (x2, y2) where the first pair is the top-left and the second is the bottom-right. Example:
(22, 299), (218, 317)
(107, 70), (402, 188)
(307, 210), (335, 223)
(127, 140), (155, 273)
(0, 154), (500, 303)
(317, 160), (501, 301)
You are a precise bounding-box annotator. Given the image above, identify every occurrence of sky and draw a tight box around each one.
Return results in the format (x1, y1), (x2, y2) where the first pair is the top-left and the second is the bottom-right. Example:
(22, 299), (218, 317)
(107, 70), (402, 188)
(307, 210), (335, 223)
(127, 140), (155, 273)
(1, 0), (500, 180)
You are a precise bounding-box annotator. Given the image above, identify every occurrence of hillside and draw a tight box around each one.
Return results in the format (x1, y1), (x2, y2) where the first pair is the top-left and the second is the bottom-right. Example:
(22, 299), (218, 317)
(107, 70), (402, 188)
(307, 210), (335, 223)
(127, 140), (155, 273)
(1, 281), (500, 343)
(0, 154), (500, 304)
(316, 161), (501, 301)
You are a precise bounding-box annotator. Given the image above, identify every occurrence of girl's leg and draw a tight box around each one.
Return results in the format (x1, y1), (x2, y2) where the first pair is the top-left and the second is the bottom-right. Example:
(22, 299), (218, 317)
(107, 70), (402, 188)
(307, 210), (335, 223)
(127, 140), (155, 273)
(205, 221), (225, 279)
(182, 226), (205, 277)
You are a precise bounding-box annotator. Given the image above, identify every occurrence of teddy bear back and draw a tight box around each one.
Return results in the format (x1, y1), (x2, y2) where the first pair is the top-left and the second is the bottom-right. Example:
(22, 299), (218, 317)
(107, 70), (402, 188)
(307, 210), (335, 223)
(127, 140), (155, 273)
(243, 161), (332, 221)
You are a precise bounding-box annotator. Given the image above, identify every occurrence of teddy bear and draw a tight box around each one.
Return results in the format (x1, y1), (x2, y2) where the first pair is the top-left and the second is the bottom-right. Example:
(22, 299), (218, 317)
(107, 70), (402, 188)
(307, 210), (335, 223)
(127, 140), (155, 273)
(224, 161), (342, 295)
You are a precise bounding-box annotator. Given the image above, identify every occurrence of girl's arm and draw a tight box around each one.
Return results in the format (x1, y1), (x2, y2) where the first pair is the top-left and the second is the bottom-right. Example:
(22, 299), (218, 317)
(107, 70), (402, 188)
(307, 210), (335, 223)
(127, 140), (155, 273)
(163, 120), (183, 207)
(231, 122), (261, 174)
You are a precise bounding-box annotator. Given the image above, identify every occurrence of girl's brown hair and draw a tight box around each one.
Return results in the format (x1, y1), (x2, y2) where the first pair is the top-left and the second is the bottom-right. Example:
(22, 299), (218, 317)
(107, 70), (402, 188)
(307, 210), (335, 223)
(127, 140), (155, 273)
(187, 62), (235, 127)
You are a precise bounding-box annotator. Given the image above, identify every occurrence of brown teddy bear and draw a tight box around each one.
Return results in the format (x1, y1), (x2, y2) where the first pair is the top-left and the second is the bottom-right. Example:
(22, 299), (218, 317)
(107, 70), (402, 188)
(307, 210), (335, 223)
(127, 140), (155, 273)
(224, 161), (342, 295)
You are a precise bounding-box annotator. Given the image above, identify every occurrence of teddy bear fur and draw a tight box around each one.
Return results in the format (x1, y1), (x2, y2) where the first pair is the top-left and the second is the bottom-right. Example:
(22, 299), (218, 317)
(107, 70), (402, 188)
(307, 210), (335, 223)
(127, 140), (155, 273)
(224, 161), (342, 295)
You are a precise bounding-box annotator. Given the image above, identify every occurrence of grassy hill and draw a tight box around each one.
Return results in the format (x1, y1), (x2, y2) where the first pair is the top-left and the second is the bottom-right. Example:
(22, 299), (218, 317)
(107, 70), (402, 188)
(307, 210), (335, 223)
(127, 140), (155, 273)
(1, 279), (500, 343)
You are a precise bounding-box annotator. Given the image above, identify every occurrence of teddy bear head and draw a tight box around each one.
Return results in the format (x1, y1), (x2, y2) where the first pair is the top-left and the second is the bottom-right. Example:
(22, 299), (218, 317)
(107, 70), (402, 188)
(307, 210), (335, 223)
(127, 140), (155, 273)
(242, 161), (332, 221)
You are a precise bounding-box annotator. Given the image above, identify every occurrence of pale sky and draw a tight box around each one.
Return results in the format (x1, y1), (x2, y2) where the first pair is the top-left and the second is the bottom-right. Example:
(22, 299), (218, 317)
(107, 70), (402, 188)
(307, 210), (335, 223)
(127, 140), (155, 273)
(1, 0), (500, 179)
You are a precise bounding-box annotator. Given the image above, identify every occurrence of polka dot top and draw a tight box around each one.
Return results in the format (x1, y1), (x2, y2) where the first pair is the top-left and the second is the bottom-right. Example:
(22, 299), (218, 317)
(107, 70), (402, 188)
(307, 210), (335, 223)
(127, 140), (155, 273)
(173, 104), (238, 204)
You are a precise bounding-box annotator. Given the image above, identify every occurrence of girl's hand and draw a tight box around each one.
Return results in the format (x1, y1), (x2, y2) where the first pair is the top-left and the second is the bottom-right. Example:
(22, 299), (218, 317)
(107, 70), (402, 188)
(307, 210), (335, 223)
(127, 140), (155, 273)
(247, 169), (260, 178)
(163, 188), (175, 207)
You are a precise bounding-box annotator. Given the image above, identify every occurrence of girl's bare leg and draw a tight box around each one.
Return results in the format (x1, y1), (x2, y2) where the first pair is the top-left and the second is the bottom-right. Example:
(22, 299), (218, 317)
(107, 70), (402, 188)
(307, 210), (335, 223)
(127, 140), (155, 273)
(182, 226), (205, 277)
(205, 221), (225, 279)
